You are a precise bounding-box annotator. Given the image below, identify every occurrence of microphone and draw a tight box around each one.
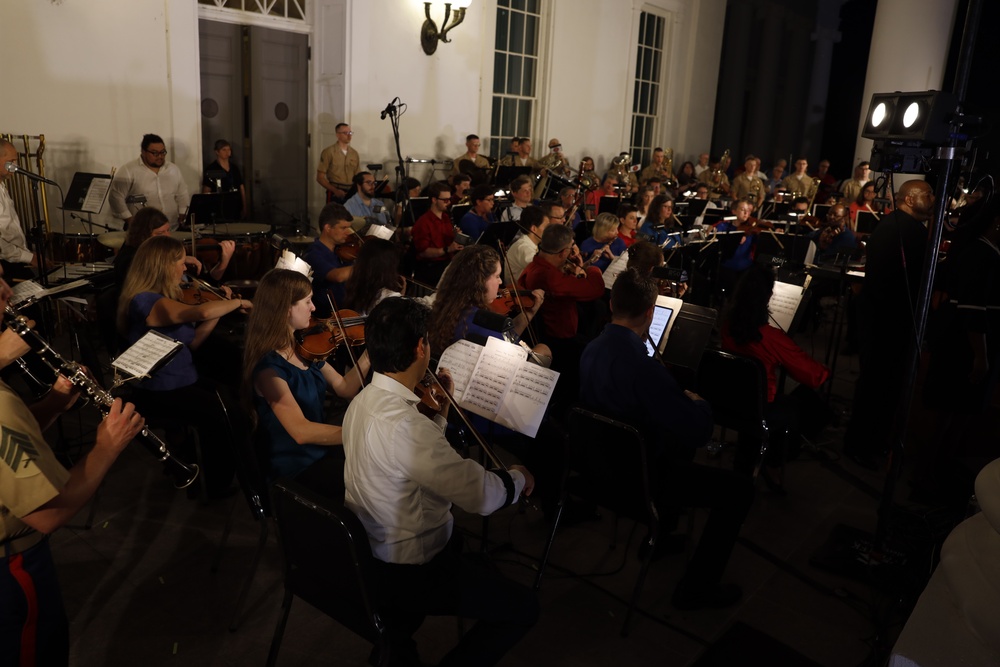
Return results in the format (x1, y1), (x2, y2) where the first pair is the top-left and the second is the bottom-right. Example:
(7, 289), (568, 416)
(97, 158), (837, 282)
(4, 162), (58, 186)
(380, 98), (399, 120)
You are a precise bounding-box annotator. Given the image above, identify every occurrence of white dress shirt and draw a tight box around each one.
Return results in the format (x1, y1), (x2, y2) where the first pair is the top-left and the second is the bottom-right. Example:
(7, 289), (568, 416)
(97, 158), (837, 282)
(0, 183), (33, 264)
(343, 372), (525, 565)
(108, 158), (191, 229)
(504, 234), (537, 283)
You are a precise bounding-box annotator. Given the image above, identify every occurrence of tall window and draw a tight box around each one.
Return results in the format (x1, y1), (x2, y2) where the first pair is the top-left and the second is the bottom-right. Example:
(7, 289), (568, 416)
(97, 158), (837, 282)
(629, 11), (665, 168)
(198, 0), (306, 22)
(489, 0), (542, 160)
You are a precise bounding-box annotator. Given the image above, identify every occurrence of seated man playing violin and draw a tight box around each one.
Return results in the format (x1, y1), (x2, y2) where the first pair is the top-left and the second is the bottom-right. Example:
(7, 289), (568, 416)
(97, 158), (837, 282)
(504, 205), (550, 284)
(243, 269), (369, 496)
(343, 297), (538, 667)
(579, 268), (753, 610)
(303, 202), (356, 318)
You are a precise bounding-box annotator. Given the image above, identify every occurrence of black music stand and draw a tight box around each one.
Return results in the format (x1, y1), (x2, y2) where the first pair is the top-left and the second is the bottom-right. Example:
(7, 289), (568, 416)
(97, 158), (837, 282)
(63, 172), (113, 216)
(401, 197), (431, 224)
(494, 165), (531, 190)
(451, 203), (472, 227)
(598, 196), (621, 216)
(812, 203), (832, 220)
(677, 199), (709, 218)
(703, 208), (727, 227)
(855, 210), (880, 234)
(756, 232), (812, 267)
(663, 303), (717, 375)
(188, 192), (241, 227)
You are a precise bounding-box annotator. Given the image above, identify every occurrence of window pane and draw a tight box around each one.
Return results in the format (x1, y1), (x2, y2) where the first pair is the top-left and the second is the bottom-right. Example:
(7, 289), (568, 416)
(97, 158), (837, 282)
(492, 54), (505, 94)
(501, 98), (518, 137)
(638, 12), (646, 40)
(639, 82), (649, 114)
(507, 55), (522, 96)
(525, 15), (538, 56)
(496, 9), (509, 51)
(648, 83), (659, 115)
(510, 10), (524, 54)
(491, 98), (502, 135)
(511, 0), (525, 11)
(526, 0), (539, 13)
(523, 57), (535, 96)
(654, 16), (663, 48)
(517, 100), (532, 136)
(652, 49), (661, 82)
(642, 48), (652, 81)
(498, 0), (510, 7)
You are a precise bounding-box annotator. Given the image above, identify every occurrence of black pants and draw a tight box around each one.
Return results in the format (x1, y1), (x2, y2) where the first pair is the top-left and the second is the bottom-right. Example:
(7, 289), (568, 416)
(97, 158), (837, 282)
(372, 533), (538, 667)
(657, 461), (754, 592)
(129, 382), (236, 496)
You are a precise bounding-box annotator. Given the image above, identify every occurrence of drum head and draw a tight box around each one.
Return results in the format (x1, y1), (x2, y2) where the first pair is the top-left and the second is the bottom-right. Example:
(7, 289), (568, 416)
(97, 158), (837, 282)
(98, 231), (127, 250)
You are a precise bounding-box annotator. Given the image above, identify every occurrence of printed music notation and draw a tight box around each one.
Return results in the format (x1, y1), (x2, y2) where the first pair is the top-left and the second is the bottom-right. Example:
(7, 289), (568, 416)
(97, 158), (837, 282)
(436, 337), (560, 438)
(112, 330), (182, 380)
(602, 251), (629, 290)
(11, 278), (91, 306)
(768, 280), (805, 333)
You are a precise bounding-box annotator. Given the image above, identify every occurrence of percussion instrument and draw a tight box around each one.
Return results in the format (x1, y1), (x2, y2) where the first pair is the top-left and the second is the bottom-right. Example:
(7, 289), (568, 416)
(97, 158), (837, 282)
(196, 222), (274, 280)
(51, 219), (113, 263)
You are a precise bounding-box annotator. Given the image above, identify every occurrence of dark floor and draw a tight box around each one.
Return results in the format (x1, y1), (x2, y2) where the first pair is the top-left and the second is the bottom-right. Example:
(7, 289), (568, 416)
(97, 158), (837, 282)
(35, 300), (993, 667)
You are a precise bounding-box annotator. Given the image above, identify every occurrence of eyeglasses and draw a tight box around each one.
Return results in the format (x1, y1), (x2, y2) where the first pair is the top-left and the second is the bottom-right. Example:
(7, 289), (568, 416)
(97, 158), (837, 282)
(337, 130), (353, 136)
(145, 149), (168, 157)
(362, 180), (375, 185)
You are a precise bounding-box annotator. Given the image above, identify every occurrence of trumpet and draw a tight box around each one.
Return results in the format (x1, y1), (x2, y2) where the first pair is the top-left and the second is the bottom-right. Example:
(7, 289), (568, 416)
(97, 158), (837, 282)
(3, 307), (200, 488)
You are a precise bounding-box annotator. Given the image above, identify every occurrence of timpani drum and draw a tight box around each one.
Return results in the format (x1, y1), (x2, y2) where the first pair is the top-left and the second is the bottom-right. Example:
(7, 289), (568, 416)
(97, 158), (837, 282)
(199, 222), (274, 280)
(51, 219), (113, 263)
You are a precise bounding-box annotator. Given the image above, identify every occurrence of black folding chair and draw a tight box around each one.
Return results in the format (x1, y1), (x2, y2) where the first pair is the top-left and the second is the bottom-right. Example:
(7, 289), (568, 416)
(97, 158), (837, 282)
(267, 478), (388, 667)
(538, 406), (660, 636)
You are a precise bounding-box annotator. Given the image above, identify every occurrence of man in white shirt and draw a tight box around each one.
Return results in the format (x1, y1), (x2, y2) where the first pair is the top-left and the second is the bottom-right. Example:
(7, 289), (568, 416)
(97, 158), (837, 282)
(343, 297), (537, 666)
(0, 140), (37, 275)
(108, 134), (191, 230)
(504, 205), (550, 284)
(499, 175), (534, 223)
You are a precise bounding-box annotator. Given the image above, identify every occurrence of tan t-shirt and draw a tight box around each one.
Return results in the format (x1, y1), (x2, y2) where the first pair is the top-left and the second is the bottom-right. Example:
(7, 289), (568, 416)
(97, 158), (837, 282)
(0, 381), (69, 543)
(317, 144), (361, 188)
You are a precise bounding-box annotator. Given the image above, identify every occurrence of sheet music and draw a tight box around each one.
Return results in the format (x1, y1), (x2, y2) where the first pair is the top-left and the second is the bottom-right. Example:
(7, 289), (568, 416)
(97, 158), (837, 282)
(274, 249), (313, 277)
(82, 177), (112, 214)
(461, 337), (526, 419)
(602, 251), (629, 289)
(11, 278), (91, 305)
(112, 330), (182, 379)
(497, 362), (560, 437)
(367, 224), (394, 241)
(435, 339), (483, 401)
(768, 280), (804, 333)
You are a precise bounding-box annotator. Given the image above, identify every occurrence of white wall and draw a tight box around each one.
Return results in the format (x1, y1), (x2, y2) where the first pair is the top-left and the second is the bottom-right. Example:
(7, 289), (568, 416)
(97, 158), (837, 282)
(0, 0), (202, 232)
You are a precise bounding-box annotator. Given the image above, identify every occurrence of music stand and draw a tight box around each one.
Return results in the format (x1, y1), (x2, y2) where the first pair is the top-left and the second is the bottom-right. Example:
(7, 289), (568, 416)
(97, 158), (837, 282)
(63, 172), (113, 216)
(662, 303), (717, 372)
(598, 196), (621, 216)
(702, 208), (727, 227)
(812, 203), (832, 220)
(678, 199), (709, 218)
(855, 210), (880, 234)
(494, 165), (531, 190)
(451, 203), (472, 227)
(402, 197), (431, 224)
(188, 192), (241, 227)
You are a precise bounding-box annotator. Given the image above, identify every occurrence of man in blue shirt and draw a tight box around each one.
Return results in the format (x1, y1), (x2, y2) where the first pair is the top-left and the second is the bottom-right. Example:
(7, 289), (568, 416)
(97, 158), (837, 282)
(344, 171), (391, 226)
(458, 184), (496, 241)
(579, 268), (753, 610)
(303, 202), (355, 316)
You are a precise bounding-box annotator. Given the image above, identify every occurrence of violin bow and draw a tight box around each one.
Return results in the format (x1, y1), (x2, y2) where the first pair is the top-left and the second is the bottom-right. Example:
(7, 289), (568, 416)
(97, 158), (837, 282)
(325, 294), (365, 388)
(498, 238), (539, 348)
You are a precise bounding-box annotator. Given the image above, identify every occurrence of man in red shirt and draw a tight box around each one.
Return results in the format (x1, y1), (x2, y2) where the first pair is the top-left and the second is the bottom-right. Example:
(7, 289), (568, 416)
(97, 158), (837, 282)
(412, 181), (462, 285)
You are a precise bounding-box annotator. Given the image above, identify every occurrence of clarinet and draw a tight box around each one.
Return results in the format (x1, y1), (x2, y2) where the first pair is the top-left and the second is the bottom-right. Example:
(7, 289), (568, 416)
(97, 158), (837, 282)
(4, 307), (200, 489)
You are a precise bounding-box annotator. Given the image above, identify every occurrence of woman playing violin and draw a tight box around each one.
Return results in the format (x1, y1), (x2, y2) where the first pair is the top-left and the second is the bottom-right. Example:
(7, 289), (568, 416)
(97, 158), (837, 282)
(428, 245), (550, 362)
(117, 235), (251, 497)
(243, 269), (370, 490)
(343, 238), (405, 315)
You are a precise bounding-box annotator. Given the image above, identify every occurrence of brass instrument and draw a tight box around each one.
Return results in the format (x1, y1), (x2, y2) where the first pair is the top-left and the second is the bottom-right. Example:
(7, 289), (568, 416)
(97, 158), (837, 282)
(577, 159), (600, 191)
(661, 148), (678, 190)
(805, 176), (821, 211)
(609, 153), (632, 182)
(537, 151), (565, 174)
(2, 133), (51, 236)
(709, 148), (731, 196)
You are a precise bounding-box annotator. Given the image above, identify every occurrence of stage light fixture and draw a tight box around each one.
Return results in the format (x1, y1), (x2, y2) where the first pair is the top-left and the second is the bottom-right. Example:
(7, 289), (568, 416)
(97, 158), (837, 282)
(862, 90), (957, 144)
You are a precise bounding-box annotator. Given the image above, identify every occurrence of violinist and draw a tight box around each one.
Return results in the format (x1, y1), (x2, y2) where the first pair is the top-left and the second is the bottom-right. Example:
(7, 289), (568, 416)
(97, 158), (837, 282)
(243, 269), (369, 493)
(580, 213), (625, 272)
(809, 203), (857, 260)
(344, 172), (391, 227)
(505, 205), (550, 283)
(343, 238), (405, 315)
(113, 207), (234, 287)
(303, 202), (355, 318)
(117, 236), (251, 498)
(715, 198), (758, 273)
(458, 184), (497, 240)
(412, 181), (461, 286)
(449, 173), (472, 206)
(429, 245), (548, 360)
(342, 297), (537, 666)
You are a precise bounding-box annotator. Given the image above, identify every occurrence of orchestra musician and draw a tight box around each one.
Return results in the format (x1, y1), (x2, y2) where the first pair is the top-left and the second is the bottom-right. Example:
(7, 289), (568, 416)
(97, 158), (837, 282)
(639, 194), (681, 246)
(810, 204), (857, 260)
(458, 184), (497, 241)
(559, 186), (583, 231)
(504, 205), (550, 284)
(511, 137), (539, 172)
(412, 181), (462, 286)
(316, 123), (361, 202)
(499, 176), (535, 223)
(694, 152), (711, 177)
(200, 139), (247, 219)
(0, 140), (38, 278)
(635, 185), (655, 225)
(676, 161), (697, 190)
(342, 296), (538, 667)
(1, 267), (146, 667)
(640, 147), (669, 184)
(580, 213), (625, 272)
(243, 268), (369, 496)
(449, 173), (472, 206)
(721, 264), (832, 492)
(303, 202), (356, 317)
(586, 174), (619, 222)
(497, 136), (521, 166)
(617, 204), (640, 247)
(697, 155), (731, 198)
(109, 133), (191, 231)
(343, 238), (406, 315)
(579, 268), (752, 609)
(813, 159), (838, 204)
(839, 161), (871, 205)
(730, 154), (765, 210)
(545, 138), (572, 177)
(451, 133), (490, 177)
(117, 235), (251, 498)
(779, 157), (817, 201)
(344, 172), (391, 227)
(393, 177), (423, 229)
(848, 182), (888, 229)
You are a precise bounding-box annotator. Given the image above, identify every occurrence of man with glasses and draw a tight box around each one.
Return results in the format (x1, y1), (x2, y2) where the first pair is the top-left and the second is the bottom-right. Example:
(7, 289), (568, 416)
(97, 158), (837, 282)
(458, 185), (496, 240)
(505, 205), (550, 284)
(109, 133), (191, 230)
(412, 181), (462, 285)
(344, 171), (390, 226)
(317, 122), (360, 203)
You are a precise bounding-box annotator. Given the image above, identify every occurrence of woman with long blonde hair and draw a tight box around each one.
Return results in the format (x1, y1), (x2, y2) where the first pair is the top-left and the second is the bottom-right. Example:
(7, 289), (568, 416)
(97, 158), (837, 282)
(243, 269), (369, 490)
(117, 235), (251, 497)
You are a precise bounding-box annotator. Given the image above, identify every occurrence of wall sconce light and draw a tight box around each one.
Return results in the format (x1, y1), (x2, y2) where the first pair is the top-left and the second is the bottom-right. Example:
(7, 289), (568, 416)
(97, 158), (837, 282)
(421, 0), (472, 55)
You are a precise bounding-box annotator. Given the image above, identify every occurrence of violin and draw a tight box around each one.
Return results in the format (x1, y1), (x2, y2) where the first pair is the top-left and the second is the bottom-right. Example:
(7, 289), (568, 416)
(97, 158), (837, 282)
(178, 276), (238, 305)
(293, 310), (366, 362)
(414, 370), (446, 419)
(489, 288), (536, 318)
(335, 235), (363, 263)
(741, 217), (774, 235)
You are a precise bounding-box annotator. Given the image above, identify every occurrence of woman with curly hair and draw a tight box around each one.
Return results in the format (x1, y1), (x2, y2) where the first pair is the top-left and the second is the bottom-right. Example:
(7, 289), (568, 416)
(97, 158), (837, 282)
(243, 269), (369, 490)
(428, 244), (550, 362)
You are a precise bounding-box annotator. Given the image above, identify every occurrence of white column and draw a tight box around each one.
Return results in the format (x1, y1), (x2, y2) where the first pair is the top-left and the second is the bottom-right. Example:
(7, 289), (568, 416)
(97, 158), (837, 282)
(853, 0), (960, 167)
